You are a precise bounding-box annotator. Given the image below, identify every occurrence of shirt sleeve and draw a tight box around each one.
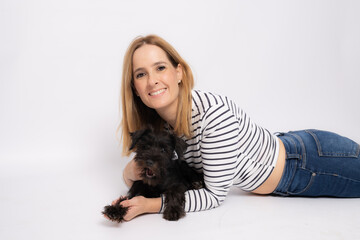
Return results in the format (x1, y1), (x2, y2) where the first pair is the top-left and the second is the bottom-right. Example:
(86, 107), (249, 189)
(183, 103), (239, 212)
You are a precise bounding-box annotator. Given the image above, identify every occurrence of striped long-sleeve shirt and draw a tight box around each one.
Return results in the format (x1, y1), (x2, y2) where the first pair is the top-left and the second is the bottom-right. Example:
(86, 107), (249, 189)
(160, 90), (280, 213)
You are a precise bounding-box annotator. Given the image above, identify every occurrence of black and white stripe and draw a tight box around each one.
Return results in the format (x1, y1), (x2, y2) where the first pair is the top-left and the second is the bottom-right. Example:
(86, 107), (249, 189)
(180, 90), (279, 213)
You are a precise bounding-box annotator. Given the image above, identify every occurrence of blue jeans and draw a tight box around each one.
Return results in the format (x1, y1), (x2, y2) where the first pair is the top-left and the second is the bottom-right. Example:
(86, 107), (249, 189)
(273, 130), (360, 197)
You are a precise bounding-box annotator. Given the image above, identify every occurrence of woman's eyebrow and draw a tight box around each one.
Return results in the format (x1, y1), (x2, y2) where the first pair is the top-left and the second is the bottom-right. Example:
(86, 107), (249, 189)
(153, 61), (167, 66)
(133, 61), (168, 74)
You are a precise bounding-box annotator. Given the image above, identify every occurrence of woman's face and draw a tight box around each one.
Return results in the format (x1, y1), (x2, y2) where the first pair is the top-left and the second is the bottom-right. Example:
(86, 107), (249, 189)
(132, 44), (182, 115)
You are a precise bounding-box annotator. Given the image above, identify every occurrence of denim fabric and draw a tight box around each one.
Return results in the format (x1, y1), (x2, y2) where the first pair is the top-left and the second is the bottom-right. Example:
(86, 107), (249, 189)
(273, 130), (360, 197)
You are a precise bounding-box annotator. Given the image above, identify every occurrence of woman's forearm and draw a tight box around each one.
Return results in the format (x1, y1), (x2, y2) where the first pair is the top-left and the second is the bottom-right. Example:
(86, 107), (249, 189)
(146, 197), (162, 213)
(123, 159), (139, 187)
(123, 162), (134, 188)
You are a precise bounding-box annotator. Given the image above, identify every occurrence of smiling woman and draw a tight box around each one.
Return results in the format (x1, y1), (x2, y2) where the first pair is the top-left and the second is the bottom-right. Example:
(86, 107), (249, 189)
(120, 35), (194, 156)
(109, 34), (360, 222)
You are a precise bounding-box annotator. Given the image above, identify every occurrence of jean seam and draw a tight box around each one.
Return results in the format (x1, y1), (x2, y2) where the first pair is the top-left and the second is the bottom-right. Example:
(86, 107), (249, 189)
(281, 138), (294, 195)
(289, 132), (307, 168)
(280, 135), (302, 195)
(287, 137), (298, 155)
(284, 165), (297, 195)
(306, 129), (360, 158)
(315, 172), (360, 183)
(306, 130), (322, 156)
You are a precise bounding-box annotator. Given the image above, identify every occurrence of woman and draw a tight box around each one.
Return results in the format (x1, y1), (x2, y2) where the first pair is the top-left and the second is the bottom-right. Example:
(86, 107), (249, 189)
(112, 34), (360, 221)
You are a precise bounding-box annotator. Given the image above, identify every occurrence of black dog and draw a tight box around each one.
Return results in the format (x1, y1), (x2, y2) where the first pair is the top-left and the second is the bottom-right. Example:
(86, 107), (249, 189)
(103, 128), (203, 222)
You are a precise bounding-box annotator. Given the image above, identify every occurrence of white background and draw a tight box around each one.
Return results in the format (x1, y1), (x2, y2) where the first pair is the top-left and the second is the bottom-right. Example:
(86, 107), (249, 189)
(1, 0), (360, 239)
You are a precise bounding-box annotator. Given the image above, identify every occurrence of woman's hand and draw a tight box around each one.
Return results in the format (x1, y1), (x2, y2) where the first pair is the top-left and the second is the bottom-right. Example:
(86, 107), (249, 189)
(110, 196), (162, 221)
(119, 196), (148, 221)
(123, 159), (142, 187)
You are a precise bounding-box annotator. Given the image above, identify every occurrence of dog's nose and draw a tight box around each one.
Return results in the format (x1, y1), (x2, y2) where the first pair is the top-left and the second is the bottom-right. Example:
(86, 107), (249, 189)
(146, 160), (154, 166)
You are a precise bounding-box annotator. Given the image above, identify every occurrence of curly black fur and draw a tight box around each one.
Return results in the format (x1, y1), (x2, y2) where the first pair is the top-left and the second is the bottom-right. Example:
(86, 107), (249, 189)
(102, 197), (129, 222)
(103, 127), (203, 222)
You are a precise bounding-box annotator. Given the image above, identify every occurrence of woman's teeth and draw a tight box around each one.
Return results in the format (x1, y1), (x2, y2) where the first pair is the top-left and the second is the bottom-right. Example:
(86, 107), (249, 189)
(149, 89), (165, 96)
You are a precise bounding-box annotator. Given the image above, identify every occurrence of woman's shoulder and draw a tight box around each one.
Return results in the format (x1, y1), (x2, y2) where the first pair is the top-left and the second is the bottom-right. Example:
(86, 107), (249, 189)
(192, 89), (223, 106)
(192, 89), (236, 113)
(190, 90), (242, 133)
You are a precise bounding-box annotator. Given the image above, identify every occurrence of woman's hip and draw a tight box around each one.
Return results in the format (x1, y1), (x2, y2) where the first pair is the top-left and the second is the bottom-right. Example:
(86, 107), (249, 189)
(273, 129), (360, 197)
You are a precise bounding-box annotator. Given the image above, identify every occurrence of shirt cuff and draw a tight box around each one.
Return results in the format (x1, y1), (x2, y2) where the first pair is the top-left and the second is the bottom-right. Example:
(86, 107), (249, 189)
(158, 194), (165, 213)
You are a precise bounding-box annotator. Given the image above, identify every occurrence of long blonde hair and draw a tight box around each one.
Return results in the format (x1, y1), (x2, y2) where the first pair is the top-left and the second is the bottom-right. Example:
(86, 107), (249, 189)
(119, 35), (194, 156)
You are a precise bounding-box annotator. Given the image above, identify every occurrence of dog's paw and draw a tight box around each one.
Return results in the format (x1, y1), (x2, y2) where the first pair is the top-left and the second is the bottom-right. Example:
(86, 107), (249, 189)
(113, 196), (128, 205)
(163, 206), (185, 221)
(102, 204), (129, 223)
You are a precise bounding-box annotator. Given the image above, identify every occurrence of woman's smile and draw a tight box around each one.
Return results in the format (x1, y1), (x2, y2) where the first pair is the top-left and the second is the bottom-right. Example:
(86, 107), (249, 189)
(149, 88), (166, 96)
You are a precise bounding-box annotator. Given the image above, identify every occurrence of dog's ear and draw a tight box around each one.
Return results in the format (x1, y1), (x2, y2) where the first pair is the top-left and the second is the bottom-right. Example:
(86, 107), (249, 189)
(129, 129), (148, 150)
(173, 136), (188, 159)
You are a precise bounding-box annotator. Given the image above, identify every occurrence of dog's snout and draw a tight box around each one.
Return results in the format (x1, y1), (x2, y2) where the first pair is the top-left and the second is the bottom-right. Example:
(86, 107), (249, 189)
(146, 160), (154, 166)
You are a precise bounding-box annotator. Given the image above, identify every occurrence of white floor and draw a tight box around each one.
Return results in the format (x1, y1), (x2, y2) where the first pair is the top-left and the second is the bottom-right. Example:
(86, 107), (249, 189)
(1, 161), (359, 240)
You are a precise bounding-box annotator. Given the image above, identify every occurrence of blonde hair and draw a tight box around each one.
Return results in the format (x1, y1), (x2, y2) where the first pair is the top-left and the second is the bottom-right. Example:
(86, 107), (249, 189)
(119, 35), (194, 156)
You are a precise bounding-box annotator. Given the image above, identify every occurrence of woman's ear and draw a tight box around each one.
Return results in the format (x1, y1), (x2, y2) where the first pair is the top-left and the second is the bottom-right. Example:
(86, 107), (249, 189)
(176, 64), (183, 83)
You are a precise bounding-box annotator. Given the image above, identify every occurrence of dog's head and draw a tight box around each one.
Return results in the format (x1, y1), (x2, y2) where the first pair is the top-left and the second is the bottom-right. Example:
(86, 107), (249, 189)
(129, 127), (188, 186)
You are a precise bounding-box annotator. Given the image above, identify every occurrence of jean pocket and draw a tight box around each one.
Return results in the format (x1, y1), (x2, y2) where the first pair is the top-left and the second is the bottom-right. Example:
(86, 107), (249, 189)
(288, 168), (315, 195)
(306, 129), (360, 158)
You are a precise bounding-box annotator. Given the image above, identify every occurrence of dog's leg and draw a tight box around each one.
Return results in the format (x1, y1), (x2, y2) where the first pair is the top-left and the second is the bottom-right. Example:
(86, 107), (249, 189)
(128, 180), (148, 198)
(129, 180), (161, 198)
(178, 162), (204, 190)
(102, 196), (129, 223)
(163, 185), (187, 221)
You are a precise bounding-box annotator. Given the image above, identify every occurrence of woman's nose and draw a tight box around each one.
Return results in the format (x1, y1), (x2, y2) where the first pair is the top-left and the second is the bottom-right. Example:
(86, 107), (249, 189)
(147, 72), (159, 86)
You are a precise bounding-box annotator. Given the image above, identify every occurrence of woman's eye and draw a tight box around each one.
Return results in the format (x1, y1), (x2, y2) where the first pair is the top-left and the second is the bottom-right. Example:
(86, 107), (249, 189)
(135, 73), (145, 79)
(157, 66), (166, 71)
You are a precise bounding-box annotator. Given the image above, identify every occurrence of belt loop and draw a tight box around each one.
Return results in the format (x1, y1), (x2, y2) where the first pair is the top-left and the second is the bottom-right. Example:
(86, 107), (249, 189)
(286, 153), (301, 160)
